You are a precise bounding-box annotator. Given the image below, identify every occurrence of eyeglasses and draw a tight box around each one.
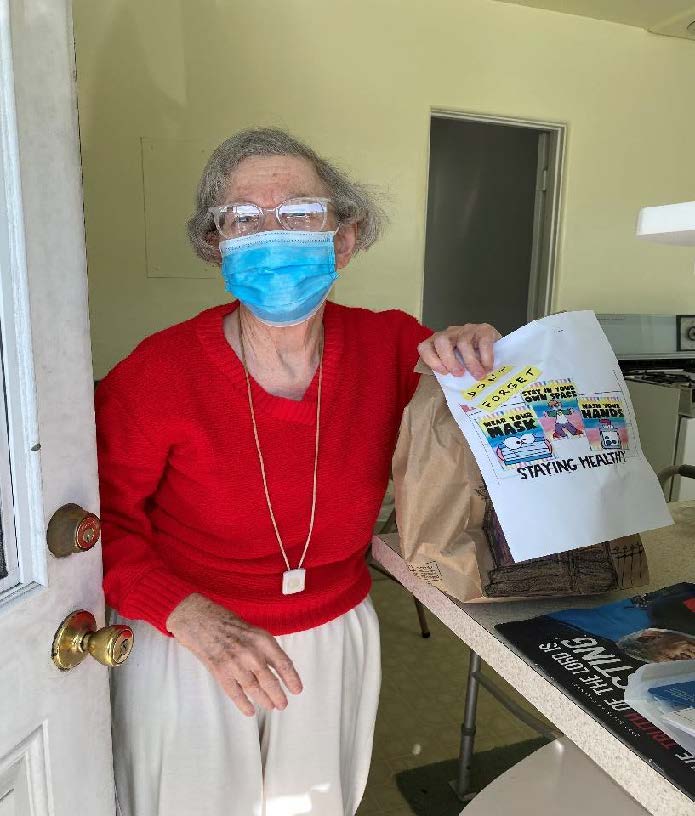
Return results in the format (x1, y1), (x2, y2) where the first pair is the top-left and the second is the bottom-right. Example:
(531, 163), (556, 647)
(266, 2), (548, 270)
(208, 197), (333, 239)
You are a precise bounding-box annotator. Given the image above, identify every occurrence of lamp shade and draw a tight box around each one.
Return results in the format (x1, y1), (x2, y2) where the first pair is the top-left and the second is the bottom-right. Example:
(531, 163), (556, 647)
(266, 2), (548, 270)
(636, 200), (695, 246)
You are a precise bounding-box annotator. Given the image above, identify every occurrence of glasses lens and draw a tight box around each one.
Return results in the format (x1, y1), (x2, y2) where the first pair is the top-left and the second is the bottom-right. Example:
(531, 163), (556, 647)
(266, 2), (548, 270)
(218, 204), (263, 238)
(278, 198), (328, 232)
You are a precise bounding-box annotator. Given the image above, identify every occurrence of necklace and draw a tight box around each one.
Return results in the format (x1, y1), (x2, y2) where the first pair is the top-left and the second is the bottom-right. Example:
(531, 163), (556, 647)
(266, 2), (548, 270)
(238, 319), (323, 595)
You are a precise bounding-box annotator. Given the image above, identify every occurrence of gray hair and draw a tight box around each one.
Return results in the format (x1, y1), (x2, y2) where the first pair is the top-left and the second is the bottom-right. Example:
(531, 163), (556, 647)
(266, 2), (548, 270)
(187, 127), (387, 264)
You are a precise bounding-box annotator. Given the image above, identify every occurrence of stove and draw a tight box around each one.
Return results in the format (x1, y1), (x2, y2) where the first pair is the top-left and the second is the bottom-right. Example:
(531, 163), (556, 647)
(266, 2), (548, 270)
(598, 314), (695, 499)
(626, 370), (695, 386)
(622, 368), (695, 418)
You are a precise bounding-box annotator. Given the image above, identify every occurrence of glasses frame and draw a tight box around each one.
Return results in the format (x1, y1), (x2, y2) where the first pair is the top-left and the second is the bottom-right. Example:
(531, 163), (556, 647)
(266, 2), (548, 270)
(208, 196), (334, 239)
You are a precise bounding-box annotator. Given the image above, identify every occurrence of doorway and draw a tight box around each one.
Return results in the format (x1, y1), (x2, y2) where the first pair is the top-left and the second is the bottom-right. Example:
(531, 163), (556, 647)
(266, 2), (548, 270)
(422, 111), (565, 334)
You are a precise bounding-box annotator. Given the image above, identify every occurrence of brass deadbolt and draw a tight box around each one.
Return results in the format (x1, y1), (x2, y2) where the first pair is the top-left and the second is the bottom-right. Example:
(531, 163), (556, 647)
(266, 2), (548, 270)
(47, 503), (101, 557)
(51, 610), (133, 671)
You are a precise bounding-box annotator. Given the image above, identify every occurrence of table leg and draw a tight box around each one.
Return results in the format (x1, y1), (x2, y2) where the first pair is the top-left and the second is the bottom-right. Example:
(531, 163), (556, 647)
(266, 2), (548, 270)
(414, 597), (431, 638)
(449, 648), (561, 803)
(450, 649), (481, 803)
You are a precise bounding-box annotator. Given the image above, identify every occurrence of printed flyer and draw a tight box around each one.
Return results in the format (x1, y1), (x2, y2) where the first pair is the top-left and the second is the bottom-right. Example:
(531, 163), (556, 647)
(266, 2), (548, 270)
(497, 584), (695, 802)
(434, 311), (672, 562)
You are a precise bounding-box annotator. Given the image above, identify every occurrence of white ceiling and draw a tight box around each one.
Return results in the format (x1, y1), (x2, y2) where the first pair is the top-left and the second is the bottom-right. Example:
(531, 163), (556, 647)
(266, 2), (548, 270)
(494, 0), (695, 39)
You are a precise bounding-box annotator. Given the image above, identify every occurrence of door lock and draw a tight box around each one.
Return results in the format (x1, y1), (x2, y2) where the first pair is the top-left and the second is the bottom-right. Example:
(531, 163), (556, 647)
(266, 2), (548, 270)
(51, 610), (133, 671)
(47, 503), (101, 557)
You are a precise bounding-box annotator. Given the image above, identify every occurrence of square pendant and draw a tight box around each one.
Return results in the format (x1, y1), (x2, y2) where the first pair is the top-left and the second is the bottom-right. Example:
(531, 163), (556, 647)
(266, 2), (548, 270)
(282, 568), (306, 595)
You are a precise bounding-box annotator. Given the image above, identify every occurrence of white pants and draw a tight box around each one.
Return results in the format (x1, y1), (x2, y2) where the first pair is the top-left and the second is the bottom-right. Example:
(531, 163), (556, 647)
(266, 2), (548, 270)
(111, 598), (381, 816)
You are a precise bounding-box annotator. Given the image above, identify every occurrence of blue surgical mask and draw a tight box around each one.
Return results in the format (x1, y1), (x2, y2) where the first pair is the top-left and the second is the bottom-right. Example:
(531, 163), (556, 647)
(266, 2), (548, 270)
(219, 230), (339, 327)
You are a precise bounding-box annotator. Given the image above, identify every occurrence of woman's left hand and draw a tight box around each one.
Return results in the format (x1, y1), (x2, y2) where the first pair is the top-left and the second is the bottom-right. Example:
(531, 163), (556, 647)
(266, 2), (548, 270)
(418, 323), (502, 380)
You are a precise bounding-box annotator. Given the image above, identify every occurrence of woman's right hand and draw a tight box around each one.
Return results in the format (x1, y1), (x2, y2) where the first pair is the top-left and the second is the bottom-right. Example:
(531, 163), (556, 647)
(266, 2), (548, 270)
(166, 593), (303, 717)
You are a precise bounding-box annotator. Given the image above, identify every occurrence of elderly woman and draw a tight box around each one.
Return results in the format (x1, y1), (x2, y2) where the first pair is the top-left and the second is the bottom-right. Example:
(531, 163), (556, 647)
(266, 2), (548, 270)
(96, 127), (500, 816)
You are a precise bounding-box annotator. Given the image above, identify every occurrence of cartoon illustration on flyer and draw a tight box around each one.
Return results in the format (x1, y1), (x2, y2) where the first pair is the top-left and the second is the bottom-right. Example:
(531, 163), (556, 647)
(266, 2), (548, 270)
(456, 368), (634, 481)
(477, 408), (553, 469)
(521, 379), (585, 442)
(579, 396), (629, 451)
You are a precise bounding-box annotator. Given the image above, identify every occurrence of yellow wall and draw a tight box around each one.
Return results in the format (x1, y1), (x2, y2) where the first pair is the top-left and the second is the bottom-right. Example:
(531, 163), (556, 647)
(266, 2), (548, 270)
(72, 0), (695, 378)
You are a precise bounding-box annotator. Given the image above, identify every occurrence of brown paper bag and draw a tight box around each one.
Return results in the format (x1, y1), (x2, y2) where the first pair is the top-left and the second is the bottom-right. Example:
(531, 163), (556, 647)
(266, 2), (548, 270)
(392, 363), (648, 603)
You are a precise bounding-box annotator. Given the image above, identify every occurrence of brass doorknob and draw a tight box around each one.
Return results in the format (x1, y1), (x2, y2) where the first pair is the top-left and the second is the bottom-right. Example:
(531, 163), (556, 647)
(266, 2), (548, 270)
(47, 503), (101, 557)
(51, 610), (133, 671)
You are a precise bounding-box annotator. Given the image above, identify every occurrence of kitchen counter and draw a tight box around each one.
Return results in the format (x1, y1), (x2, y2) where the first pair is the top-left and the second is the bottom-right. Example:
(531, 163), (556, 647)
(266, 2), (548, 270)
(371, 501), (695, 816)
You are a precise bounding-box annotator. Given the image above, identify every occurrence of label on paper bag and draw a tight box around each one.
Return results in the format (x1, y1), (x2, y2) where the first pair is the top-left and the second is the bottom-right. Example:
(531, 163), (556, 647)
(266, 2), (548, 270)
(434, 311), (672, 562)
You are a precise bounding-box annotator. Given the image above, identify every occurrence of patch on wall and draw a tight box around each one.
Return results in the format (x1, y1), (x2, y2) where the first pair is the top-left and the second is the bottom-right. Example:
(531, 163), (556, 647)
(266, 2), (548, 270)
(142, 137), (218, 279)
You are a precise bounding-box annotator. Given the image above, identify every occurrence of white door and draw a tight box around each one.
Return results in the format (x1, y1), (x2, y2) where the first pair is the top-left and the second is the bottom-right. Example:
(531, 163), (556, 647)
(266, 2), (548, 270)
(0, 1), (117, 814)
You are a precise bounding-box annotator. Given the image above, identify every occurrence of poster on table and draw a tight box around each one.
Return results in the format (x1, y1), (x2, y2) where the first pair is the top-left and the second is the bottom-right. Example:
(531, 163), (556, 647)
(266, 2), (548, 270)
(497, 583), (695, 802)
(434, 310), (672, 563)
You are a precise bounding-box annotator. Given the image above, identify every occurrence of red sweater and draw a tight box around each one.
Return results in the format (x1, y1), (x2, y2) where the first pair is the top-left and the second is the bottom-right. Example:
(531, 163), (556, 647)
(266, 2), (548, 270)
(95, 301), (431, 636)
